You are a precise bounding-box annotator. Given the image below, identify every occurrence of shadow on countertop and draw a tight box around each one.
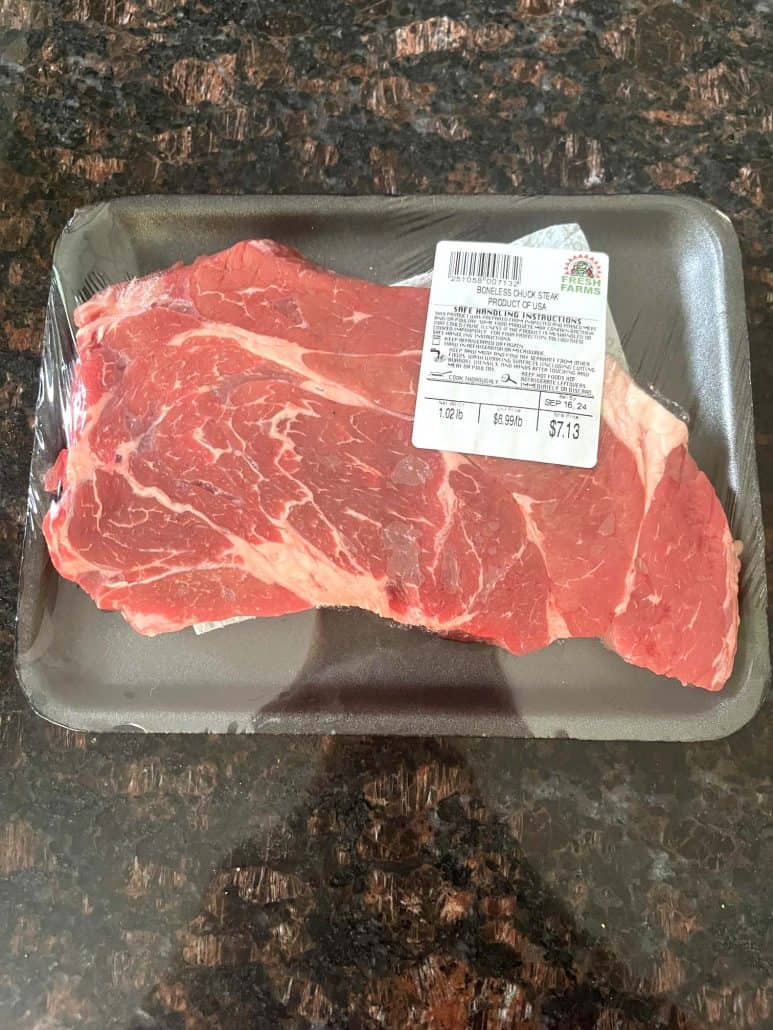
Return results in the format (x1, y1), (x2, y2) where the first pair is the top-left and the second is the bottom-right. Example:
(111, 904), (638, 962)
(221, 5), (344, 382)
(127, 737), (701, 1030)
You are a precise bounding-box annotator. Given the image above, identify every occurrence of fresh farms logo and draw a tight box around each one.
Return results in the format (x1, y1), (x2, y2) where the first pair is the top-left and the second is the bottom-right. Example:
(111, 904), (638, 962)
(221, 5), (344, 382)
(561, 253), (602, 295)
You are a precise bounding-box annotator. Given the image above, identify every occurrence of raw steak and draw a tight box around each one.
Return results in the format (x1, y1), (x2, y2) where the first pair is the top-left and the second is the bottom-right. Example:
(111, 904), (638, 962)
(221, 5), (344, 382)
(43, 241), (740, 691)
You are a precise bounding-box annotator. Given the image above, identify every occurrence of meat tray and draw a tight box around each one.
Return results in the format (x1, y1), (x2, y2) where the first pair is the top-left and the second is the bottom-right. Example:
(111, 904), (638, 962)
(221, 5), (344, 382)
(15, 195), (769, 738)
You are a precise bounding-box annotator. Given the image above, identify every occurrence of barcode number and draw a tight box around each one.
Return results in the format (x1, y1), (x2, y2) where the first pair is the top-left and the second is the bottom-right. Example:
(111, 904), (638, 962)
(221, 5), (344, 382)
(448, 250), (522, 283)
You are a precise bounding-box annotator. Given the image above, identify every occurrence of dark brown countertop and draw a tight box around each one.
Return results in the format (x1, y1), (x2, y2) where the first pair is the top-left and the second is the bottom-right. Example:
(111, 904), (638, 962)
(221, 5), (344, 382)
(0, 2), (771, 1028)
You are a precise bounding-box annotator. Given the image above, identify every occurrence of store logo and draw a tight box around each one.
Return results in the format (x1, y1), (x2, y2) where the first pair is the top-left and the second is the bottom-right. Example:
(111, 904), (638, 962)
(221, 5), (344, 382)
(561, 253), (602, 294)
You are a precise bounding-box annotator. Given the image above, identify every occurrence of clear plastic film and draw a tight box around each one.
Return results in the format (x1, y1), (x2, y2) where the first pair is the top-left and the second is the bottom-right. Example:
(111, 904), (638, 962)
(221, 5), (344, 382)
(195, 221), (623, 635)
(16, 196), (768, 738)
(24, 281), (72, 534)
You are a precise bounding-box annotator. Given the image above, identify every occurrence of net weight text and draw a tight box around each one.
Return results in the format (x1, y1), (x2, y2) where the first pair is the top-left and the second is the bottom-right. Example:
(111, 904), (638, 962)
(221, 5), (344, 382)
(438, 405), (464, 420)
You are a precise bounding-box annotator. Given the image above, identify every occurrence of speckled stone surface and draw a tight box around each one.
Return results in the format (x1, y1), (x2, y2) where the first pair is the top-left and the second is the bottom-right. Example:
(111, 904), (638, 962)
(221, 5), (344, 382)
(0, 1), (771, 1027)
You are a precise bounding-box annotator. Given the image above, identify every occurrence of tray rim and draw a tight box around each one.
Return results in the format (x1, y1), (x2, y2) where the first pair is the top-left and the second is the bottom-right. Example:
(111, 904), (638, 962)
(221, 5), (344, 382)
(15, 192), (771, 740)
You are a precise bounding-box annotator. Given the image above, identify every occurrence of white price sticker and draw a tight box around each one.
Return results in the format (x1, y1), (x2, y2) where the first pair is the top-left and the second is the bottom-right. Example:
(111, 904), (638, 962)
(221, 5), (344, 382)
(411, 241), (609, 468)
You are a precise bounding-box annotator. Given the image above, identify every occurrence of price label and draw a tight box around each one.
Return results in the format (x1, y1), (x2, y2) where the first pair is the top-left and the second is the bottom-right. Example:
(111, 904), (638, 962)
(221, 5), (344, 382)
(549, 418), (581, 440)
(411, 241), (608, 468)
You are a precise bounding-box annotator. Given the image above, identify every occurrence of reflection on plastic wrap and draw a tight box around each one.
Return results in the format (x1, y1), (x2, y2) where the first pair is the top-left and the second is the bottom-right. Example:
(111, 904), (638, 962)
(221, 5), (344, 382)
(645, 386), (690, 424)
(14, 195), (770, 739)
(26, 281), (75, 536)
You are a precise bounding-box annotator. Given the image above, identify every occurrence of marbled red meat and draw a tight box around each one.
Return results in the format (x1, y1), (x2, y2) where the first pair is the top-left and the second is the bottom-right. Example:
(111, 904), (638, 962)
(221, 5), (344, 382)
(43, 241), (740, 690)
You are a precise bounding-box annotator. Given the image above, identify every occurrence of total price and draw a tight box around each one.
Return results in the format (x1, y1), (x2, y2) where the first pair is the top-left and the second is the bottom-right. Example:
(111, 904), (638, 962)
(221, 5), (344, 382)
(549, 419), (580, 440)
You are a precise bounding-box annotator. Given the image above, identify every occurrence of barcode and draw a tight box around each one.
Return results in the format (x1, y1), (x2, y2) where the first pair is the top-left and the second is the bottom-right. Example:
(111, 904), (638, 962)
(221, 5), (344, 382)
(448, 249), (522, 283)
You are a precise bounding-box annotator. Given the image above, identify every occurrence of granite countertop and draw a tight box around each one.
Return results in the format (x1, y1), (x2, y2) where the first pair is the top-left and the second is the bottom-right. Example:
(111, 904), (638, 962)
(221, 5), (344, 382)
(0, 2), (771, 1028)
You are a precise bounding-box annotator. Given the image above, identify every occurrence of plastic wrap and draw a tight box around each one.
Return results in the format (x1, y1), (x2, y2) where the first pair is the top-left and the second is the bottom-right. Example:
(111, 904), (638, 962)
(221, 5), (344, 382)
(194, 221), (623, 636)
(15, 196), (769, 738)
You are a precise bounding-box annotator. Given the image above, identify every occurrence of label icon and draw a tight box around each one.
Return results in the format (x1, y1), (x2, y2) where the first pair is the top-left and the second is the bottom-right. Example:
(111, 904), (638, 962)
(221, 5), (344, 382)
(560, 253), (603, 295)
